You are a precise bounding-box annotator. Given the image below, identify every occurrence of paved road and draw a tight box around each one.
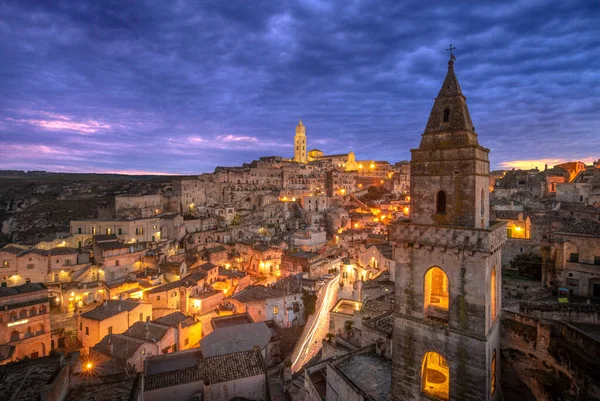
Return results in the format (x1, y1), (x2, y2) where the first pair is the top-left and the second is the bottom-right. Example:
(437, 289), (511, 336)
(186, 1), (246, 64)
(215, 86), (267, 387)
(291, 275), (340, 372)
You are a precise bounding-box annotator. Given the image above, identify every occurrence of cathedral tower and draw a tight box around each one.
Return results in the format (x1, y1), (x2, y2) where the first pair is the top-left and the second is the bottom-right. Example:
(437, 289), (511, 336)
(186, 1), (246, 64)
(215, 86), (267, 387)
(389, 55), (506, 401)
(294, 120), (307, 164)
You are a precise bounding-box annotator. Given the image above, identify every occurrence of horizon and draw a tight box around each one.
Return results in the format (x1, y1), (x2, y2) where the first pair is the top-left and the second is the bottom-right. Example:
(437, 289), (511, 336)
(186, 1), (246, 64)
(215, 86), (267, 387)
(1, 1), (598, 174)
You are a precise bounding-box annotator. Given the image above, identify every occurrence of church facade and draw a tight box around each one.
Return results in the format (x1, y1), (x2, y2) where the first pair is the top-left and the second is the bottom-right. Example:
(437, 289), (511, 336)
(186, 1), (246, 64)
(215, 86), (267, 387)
(389, 57), (506, 400)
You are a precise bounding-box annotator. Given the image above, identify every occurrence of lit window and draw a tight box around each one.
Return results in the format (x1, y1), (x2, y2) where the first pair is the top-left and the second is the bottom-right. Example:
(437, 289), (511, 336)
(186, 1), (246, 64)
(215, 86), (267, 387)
(491, 350), (496, 396)
(421, 352), (449, 400)
(491, 266), (497, 322)
(424, 267), (449, 322)
(273, 306), (279, 315)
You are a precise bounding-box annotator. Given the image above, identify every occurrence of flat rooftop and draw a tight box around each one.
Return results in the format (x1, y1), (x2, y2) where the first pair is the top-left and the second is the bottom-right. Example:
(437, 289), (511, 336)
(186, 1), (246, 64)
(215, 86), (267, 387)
(336, 353), (391, 401)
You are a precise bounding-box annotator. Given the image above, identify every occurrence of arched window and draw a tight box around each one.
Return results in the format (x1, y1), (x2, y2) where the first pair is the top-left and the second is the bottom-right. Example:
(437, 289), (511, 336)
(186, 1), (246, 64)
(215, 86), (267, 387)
(421, 352), (450, 400)
(443, 108), (450, 122)
(19, 309), (28, 319)
(10, 330), (19, 341)
(436, 191), (447, 215)
(481, 189), (485, 216)
(424, 267), (449, 322)
(491, 266), (497, 322)
(491, 349), (497, 396)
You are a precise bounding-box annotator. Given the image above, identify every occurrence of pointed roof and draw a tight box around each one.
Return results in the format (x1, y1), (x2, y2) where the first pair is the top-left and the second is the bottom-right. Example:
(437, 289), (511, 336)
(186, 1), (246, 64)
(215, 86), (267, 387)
(436, 59), (463, 98)
(419, 58), (481, 149)
(297, 119), (304, 126)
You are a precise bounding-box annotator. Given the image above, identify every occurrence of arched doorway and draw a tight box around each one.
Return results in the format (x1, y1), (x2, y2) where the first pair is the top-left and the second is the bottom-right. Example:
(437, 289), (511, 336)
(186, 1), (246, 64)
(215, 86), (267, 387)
(424, 267), (449, 322)
(421, 351), (450, 400)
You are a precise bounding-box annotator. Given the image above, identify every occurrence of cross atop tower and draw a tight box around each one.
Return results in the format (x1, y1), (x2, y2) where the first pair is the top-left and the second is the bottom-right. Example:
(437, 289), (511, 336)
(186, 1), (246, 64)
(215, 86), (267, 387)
(446, 44), (457, 60)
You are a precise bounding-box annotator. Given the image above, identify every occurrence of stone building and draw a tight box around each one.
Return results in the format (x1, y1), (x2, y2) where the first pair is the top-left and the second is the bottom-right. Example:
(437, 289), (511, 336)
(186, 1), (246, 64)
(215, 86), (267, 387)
(389, 57), (505, 401)
(294, 120), (308, 164)
(0, 283), (51, 364)
(77, 299), (152, 351)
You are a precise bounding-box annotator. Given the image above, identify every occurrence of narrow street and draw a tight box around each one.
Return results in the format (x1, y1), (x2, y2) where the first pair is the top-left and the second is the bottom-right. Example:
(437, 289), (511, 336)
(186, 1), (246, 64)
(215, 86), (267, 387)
(291, 275), (340, 372)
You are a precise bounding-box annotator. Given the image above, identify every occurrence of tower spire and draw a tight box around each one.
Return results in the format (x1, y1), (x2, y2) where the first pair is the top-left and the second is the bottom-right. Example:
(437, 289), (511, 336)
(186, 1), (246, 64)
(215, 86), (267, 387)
(422, 49), (476, 139)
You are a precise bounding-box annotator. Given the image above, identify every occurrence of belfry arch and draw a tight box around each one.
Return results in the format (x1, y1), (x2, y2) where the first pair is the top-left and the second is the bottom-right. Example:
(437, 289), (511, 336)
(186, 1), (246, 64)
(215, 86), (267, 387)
(424, 266), (449, 322)
(421, 351), (450, 400)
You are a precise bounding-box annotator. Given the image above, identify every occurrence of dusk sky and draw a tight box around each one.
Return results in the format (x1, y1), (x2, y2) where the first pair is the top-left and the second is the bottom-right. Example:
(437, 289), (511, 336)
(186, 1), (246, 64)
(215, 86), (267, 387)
(0, 1), (598, 175)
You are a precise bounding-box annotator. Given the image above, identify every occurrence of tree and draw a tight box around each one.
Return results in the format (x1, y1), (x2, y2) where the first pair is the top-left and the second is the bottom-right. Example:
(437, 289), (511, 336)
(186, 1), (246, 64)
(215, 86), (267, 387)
(302, 289), (318, 319)
(510, 252), (542, 281)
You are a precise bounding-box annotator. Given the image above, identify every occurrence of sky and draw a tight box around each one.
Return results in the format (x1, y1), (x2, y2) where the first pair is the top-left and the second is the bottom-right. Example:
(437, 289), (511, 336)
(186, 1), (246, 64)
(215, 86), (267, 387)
(0, 0), (598, 175)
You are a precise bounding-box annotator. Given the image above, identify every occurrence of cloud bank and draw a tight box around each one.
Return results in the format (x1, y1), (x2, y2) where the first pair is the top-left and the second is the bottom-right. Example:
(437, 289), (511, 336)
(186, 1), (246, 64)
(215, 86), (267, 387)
(0, 0), (598, 174)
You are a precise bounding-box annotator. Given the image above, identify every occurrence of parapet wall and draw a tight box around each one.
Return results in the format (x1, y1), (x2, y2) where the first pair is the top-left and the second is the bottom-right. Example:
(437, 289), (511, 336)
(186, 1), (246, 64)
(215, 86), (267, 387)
(390, 220), (506, 253)
(519, 301), (600, 325)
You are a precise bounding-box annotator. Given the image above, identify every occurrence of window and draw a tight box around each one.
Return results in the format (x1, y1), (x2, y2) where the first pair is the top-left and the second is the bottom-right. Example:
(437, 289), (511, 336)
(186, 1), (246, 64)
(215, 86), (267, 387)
(273, 306), (279, 315)
(153, 225), (157, 230)
(424, 267), (449, 322)
(2, 261), (8, 268)
(491, 266), (497, 322)
(118, 228), (123, 235)
(421, 352), (449, 400)
(85, 327), (89, 335)
(139, 313), (144, 322)
(157, 295), (161, 301)
(91, 227), (96, 235)
(115, 260), (120, 266)
(26, 264), (35, 270)
(171, 291), (177, 298)
(443, 108), (450, 122)
(436, 190), (447, 215)
(80, 322), (82, 330)
(108, 326), (113, 334)
(185, 338), (189, 346)
(77, 227), (82, 234)
(595, 256), (600, 266)
(491, 349), (497, 396)
(570, 253), (579, 263)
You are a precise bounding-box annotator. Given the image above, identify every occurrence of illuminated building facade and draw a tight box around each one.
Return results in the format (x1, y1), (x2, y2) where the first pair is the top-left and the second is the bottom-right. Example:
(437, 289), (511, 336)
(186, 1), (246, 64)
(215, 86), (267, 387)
(0, 283), (51, 364)
(294, 119), (308, 164)
(389, 56), (505, 400)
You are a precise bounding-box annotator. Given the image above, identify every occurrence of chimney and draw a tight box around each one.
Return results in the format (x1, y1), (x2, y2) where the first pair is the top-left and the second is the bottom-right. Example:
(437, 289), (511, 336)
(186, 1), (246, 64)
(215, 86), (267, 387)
(146, 316), (151, 322)
(108, 336), (114, 354)
(145, 324), (150, 340)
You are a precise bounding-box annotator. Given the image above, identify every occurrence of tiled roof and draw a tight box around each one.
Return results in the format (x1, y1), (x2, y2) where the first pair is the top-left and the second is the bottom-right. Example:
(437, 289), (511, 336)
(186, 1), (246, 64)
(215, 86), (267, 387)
(211, 313), (254, 330)
(200, 322), (271, 357)
(205, 246), (226, 254)
(0, 245), (28, 255)
(81, 300), (141, 321)
(556, 219), (600, 238)
(48, 247), (79, 255)
(94, 241), (129, 251)
(93, 234), (119, 242)
(363, 312), (393, 336)
(92, 334), (147, 360)
(65, 376), (140, 401)
(144, 349), (265, 391)
(0, 356), (64, 401)
(198, 262), (217, 271)
(124, 322), (170, 342)
(0, 282), (47, 298)
(153, 312), (189, 327)
(232, 276), (303, 303)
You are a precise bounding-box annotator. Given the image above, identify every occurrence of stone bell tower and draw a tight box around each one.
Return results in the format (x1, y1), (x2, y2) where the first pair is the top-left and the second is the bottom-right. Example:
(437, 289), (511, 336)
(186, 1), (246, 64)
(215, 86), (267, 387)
(294, 120), (307, 164)
(389, 53), (506, 401)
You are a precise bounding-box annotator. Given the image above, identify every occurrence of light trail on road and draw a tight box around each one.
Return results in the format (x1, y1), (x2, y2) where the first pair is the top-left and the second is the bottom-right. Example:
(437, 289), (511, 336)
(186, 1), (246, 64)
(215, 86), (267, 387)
(291, 275), (340, 372)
